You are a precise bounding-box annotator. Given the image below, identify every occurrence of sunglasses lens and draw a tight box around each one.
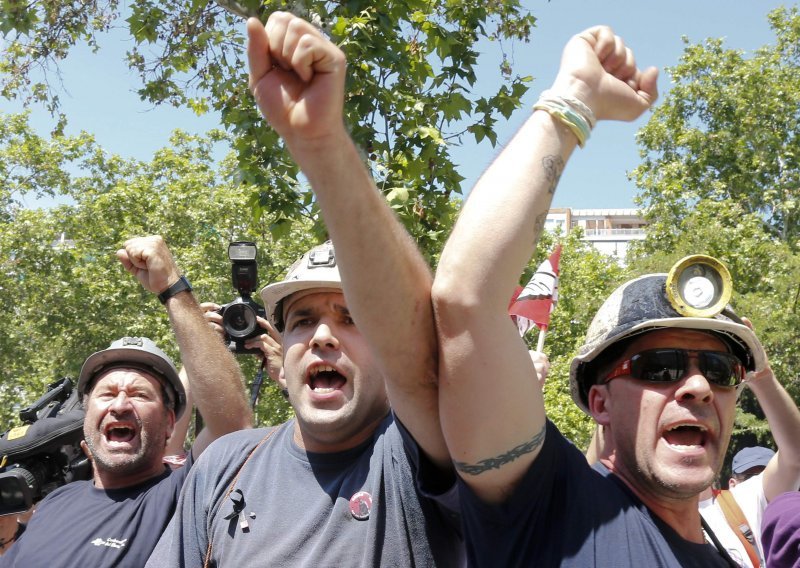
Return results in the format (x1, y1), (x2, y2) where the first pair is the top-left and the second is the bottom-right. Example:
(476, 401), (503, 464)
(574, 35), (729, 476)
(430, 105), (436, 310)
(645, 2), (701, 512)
(632, 350), (684, 382)
(700, 352), (742, 387)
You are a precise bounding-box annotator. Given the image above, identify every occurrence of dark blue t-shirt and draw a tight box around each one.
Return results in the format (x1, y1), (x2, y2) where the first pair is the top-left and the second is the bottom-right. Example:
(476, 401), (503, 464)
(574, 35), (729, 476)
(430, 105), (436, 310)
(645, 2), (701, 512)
(0, 455), (192, 568)
(458, 421), (733, 567)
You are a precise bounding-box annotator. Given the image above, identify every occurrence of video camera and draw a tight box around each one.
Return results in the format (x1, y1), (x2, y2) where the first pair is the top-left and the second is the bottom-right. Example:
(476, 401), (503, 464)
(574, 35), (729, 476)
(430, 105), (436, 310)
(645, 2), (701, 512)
(217, 241), (267, 354)
(0, 378), (91, 515)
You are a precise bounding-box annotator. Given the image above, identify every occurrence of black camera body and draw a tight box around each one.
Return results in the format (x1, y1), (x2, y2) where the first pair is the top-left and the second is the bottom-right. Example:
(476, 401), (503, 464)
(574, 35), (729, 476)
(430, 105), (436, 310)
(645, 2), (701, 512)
(217, 241), (267, 354)
(0, 378), (91, 515)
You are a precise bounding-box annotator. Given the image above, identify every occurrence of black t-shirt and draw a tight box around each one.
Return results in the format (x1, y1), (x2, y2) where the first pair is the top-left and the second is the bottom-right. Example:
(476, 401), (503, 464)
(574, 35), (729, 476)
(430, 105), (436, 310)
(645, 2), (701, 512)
(0, 455), (192, 568)
(458, 420), (733, 567)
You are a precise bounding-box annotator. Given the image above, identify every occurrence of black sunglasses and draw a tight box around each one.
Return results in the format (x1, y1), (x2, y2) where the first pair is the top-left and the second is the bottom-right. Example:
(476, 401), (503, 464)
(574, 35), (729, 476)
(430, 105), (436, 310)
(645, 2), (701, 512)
(604, 348), (745, 388)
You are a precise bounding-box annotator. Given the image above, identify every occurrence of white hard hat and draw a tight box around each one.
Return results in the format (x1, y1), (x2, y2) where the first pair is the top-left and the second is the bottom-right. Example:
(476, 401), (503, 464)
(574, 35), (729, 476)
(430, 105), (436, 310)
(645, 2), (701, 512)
(260, 241), (342, 330)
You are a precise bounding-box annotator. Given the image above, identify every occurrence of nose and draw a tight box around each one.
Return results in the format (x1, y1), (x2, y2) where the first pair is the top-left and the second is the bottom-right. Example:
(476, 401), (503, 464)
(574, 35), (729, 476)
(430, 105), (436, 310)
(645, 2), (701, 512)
(310, 322), (340, 350)
(108, 391), (134, 413)
(674, 357), (713, 404)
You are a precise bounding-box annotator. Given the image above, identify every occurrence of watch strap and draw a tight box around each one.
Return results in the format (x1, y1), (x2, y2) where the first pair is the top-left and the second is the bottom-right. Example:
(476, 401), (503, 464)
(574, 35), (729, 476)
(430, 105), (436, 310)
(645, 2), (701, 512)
(158, 275), (193, 305)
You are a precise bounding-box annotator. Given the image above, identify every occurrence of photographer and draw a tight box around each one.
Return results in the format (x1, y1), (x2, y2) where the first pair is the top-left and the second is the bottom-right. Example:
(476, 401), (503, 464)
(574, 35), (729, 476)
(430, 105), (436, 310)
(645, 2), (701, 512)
(1, 235), (252, 567)
(202, 301), (283, 385)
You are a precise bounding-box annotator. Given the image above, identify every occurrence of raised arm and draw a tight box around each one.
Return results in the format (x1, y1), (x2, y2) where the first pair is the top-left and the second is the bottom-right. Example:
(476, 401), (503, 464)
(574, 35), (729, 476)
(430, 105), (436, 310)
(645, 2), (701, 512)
(117, 236), (252, 456)
(246, 14), (447, 468)
(745, 364), (800, 501)
(164, 366), (192, 458)
(432, 27), (657, 502)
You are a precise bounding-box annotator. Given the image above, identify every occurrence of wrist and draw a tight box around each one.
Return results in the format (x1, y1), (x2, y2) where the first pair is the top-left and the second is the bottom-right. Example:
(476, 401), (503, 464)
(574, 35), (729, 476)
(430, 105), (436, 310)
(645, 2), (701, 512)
(158, 275), (193, 305)
(533, 90), (596, 148)
(285, 127), (351, 164)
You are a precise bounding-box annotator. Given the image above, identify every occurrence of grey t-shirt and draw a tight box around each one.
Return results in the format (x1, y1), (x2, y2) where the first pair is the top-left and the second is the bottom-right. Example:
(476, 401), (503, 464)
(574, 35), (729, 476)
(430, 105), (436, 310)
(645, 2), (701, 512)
(147, 413), (462, 567)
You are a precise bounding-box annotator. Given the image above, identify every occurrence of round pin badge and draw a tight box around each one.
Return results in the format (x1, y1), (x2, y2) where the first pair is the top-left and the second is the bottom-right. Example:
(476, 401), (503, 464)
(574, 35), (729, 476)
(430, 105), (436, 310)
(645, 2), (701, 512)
(349, 491), (372, 520)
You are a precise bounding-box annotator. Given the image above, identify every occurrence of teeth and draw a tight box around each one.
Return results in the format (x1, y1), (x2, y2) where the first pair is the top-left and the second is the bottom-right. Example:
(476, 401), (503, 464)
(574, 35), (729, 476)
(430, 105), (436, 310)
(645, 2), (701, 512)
(668, 424), (707, 432)
(310, 364), (336, 376)
(313, 387), (336, 394)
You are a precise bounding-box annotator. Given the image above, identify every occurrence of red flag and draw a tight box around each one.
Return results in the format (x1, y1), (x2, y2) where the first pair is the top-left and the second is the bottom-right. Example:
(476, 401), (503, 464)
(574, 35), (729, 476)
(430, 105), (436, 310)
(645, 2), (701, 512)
(508, 245), (562, 336)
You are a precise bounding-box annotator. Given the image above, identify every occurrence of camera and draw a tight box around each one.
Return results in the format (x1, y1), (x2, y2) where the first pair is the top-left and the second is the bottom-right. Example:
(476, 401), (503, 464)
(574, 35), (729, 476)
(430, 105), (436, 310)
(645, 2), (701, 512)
(217, 241), (267, 354)
(0, 378), (91, 515)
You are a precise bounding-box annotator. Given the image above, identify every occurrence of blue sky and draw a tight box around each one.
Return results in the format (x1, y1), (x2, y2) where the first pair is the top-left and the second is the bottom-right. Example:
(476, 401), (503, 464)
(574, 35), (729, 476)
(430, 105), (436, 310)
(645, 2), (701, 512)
(4, 0), (794, 209)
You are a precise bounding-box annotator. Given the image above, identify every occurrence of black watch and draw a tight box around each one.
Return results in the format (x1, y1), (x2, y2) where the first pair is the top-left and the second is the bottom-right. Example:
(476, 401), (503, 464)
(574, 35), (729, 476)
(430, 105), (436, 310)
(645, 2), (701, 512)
(158, 275), (193, 305)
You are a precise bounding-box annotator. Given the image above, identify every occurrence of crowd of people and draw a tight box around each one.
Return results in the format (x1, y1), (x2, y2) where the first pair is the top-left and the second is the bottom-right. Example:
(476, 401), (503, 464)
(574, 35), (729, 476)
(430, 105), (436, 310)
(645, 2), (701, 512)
(0, 10), (798, 568)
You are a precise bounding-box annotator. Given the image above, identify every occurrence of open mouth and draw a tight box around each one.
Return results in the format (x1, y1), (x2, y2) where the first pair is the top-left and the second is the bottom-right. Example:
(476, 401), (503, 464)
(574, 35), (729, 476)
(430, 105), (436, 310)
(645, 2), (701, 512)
(308, 364), (346, 394)
(662, 423), (708, 450)
(104, 423), (137, 444)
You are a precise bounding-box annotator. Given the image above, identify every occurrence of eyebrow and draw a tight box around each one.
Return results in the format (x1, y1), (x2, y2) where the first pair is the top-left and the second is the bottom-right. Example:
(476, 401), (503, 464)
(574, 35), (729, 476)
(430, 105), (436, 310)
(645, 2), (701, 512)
(286, 302), (351, 320)
(332, 303), (351, 316)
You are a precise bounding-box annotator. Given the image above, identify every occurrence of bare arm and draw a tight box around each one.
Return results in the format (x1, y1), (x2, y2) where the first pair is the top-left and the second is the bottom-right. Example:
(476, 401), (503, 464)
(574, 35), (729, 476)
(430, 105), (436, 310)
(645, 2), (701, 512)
(117, 236), (253, 457)
(432, 27), (657, 503)
(246, 14), (447, 468)
(164, 366), (192, 457)
(746, 365), (800, 501)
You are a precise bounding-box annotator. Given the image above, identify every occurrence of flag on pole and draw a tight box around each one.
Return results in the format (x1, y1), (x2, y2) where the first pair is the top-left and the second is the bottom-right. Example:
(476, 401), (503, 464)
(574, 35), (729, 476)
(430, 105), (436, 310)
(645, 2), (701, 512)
(508, 245), (562, 337)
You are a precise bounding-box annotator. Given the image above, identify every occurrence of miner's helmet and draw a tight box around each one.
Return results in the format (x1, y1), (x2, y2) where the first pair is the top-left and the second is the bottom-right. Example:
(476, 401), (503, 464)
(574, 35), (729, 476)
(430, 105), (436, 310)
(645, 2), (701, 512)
(569, 256), (766, 414)
(78, 337), (186, 419)
(260, 241), (342, 332)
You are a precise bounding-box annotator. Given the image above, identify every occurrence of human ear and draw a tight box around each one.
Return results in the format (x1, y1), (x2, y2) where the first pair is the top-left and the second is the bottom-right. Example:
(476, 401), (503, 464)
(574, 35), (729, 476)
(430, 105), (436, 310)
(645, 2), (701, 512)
(588, 384), (612, 426)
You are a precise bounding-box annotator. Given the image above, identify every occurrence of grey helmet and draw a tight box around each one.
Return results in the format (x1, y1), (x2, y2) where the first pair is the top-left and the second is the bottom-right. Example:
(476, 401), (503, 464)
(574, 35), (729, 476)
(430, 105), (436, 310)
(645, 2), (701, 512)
(569, 274), (766, 414)
(78, 337), (187, 419)
(260, 241), (342, 331)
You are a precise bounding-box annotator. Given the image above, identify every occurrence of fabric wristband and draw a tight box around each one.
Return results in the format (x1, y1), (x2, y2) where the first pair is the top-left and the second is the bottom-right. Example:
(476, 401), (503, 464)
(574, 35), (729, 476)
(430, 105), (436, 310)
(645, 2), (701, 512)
(532, 91), (595, 148)
(158, 275), (193, 305)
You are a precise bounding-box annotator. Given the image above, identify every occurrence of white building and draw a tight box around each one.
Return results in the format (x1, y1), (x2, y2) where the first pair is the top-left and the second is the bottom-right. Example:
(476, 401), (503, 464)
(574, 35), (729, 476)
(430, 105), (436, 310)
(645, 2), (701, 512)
(545, 208), (647, 262)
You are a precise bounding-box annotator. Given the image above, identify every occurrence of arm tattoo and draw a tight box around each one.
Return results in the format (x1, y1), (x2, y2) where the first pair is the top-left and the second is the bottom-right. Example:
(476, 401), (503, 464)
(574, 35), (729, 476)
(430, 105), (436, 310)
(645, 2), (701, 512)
(453, 423), (547, 476)
(542, 155), (564, 195)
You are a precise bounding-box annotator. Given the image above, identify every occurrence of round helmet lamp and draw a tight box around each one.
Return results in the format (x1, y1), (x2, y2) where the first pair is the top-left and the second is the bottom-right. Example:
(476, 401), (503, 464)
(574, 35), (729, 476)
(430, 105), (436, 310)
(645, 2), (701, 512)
(665, 255), (732, 318)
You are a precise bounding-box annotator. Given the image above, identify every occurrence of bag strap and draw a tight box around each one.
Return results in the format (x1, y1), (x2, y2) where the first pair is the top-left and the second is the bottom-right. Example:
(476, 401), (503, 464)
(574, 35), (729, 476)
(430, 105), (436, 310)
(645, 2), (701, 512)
(202, 425), (282, 568)
(715, 489), (763, 567)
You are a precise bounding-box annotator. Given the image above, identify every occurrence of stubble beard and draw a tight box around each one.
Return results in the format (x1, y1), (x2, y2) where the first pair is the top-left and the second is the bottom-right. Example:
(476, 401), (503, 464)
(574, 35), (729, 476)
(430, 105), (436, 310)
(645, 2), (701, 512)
(84, 428), (163, 477)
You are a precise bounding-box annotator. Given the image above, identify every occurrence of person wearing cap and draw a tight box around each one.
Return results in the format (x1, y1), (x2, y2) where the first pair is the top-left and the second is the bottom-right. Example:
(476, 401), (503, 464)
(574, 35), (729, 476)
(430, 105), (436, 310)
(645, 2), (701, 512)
(698, 431), (800, 567)
(730, 446), (775, 487)
(1, 236), (252, 567)
(146, 12), (461, 568)
(430, 21), (781, 567)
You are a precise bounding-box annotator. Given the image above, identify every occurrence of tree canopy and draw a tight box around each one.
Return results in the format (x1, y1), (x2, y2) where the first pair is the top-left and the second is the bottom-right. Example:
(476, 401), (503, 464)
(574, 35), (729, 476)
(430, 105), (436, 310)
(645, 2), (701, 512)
(633, 6), (800, 250)
(1, 0), (535, 254)
(0, 112), (310, 426)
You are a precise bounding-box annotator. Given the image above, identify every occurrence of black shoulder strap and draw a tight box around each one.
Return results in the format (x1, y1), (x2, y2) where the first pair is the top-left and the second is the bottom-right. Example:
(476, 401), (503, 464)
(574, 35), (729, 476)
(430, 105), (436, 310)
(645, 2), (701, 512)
(202, 425), (283, 568)
(701, 515), (743, 568)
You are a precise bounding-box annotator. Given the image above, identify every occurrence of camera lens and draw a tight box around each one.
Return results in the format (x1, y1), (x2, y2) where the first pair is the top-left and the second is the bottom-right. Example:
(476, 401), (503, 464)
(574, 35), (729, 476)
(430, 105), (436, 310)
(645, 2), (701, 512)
(0, 468), (37, 516)
(223, 303), (258, 338)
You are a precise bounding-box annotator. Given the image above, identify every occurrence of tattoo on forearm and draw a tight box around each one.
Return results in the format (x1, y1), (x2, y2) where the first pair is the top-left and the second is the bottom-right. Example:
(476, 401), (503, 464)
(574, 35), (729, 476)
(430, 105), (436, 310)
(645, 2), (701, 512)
(542, 155), (564, 195)
(453, 424), (547, 476)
